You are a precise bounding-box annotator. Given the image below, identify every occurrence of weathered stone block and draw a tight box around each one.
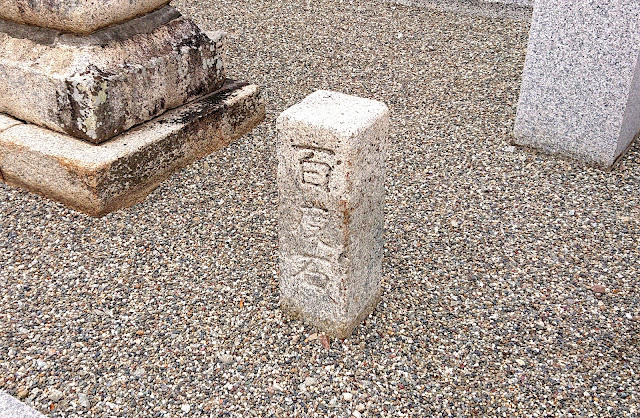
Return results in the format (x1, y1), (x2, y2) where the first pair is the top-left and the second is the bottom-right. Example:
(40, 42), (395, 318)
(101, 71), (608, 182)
(0, 80), (265, 217)
(277, 90), (389, 339)
(514, 1), (640, 167)
(0, 6), (225, 144)
(0, 0), (170, 34)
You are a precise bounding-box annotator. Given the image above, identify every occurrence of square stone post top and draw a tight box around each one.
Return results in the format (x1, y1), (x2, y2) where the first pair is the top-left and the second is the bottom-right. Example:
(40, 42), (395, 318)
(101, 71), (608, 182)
(0, 0), (170, 33)
(514, 0), (640, 167)
(277, 90), (390, 339)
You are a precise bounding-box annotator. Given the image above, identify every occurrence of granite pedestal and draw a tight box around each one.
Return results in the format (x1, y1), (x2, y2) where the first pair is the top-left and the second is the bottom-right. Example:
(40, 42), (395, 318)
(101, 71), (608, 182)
(514, 0), (640, 167)
(0, 7), (225, 143)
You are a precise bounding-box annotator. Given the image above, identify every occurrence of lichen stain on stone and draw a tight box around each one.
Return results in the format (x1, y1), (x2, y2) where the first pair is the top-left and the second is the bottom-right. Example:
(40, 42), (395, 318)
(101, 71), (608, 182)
(95, 81), (108, 106)
(64, 65), (115, 142)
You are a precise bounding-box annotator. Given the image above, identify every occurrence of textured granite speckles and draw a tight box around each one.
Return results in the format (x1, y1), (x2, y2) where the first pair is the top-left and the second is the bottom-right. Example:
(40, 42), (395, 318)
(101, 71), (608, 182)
(513, 0), (640, 167)
(277, 90), (389, 338)
(0, 391), (46, 418)
(0, 0), (171, 34)
(0, 114), (21, 133)
(0, 81), (265, 217)
(0, 6), (225, 144)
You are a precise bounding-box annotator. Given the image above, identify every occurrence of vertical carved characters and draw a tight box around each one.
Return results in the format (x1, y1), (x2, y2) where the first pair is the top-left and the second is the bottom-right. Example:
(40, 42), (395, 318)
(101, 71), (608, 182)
(292, 205), (340, 289)
(277, 90), (389, 338)
(292, 143), (339, 289)
(294, 144), (335, 191)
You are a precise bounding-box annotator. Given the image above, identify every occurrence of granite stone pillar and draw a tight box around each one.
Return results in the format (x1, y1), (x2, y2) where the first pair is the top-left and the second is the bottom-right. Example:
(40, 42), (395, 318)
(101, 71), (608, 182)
(514, 0), (640, 167)
(277, 91), (389, 338)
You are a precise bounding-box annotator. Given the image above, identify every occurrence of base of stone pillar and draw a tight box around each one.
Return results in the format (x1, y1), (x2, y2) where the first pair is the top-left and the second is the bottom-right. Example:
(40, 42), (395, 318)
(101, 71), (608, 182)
(0, 79), (265, 217)
(280, 289), (382, 340)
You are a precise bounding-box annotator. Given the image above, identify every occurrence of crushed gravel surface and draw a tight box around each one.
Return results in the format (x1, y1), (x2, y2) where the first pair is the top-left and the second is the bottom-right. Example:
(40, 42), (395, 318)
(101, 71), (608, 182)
(1, 0), (639, 416)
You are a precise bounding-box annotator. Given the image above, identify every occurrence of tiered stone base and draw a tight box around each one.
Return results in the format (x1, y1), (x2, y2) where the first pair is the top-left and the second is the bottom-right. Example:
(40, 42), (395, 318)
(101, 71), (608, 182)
(0, 6), (226, 143)
(0, 80), (265, 217)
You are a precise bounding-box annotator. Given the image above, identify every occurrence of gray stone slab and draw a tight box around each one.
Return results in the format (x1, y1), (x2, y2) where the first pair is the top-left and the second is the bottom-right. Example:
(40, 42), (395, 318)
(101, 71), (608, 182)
(0, 391), (46, 418)
(0, 80), (265, 217)
(513, 1), (640, 167)
(277, 90), (389, 339)
(0, 6), (225, 144)
(0, 0), (170, 34)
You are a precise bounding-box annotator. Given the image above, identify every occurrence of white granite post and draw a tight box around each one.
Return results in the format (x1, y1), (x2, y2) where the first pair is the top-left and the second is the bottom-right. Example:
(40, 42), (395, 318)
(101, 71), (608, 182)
(513, 1), (640, 167)
(276, 91), (389, 339)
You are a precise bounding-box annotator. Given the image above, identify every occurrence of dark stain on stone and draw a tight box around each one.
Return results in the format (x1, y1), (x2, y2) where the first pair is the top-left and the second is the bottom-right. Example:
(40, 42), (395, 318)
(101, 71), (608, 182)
(0, 17), (59, 45)
(0, 5), (180, 46)
(160, 80), (248, 126)
(151, 98), (166, 116)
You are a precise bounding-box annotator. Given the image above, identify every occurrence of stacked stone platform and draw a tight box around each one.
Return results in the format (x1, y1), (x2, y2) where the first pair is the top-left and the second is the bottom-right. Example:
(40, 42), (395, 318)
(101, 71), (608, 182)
(0, 0), (265, 216)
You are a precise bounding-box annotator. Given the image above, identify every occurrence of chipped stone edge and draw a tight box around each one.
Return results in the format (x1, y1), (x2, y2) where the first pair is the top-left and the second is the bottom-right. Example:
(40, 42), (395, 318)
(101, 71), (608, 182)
(0, 79), (266, 217)
(0, 390), (46, 418)
(0, 114), (22, 182)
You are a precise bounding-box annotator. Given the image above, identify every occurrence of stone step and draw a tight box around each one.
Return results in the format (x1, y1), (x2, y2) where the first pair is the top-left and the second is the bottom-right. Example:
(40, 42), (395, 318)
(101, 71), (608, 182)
(0, 80), (265, 217)
(0, 0), (170, 34)
(0, 6), (225, 144)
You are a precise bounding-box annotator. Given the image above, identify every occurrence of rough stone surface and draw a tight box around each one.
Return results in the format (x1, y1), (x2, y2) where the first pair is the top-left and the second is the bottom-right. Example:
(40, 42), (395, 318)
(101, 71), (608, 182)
(0, 80), (265, 217)
(0, 114), (20, 134)
(513, 0), (640, 167)
(0, 390), (45, 418)
(0, 6), (225, 144)
(0, 0), (170, 34)
(485, 0), (530, 5)
(277, 90), (389, 339)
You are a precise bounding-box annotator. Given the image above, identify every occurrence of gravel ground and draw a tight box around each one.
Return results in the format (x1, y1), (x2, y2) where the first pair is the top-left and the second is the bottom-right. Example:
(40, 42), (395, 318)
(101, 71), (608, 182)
(389, 0), (532, 20)
(1, 0), (639, 416)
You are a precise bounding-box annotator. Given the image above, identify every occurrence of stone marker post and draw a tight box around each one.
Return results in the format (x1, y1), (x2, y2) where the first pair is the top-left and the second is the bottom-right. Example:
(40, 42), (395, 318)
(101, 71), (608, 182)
(513, 1), (640, 167)
(277, 91), (389, 339)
